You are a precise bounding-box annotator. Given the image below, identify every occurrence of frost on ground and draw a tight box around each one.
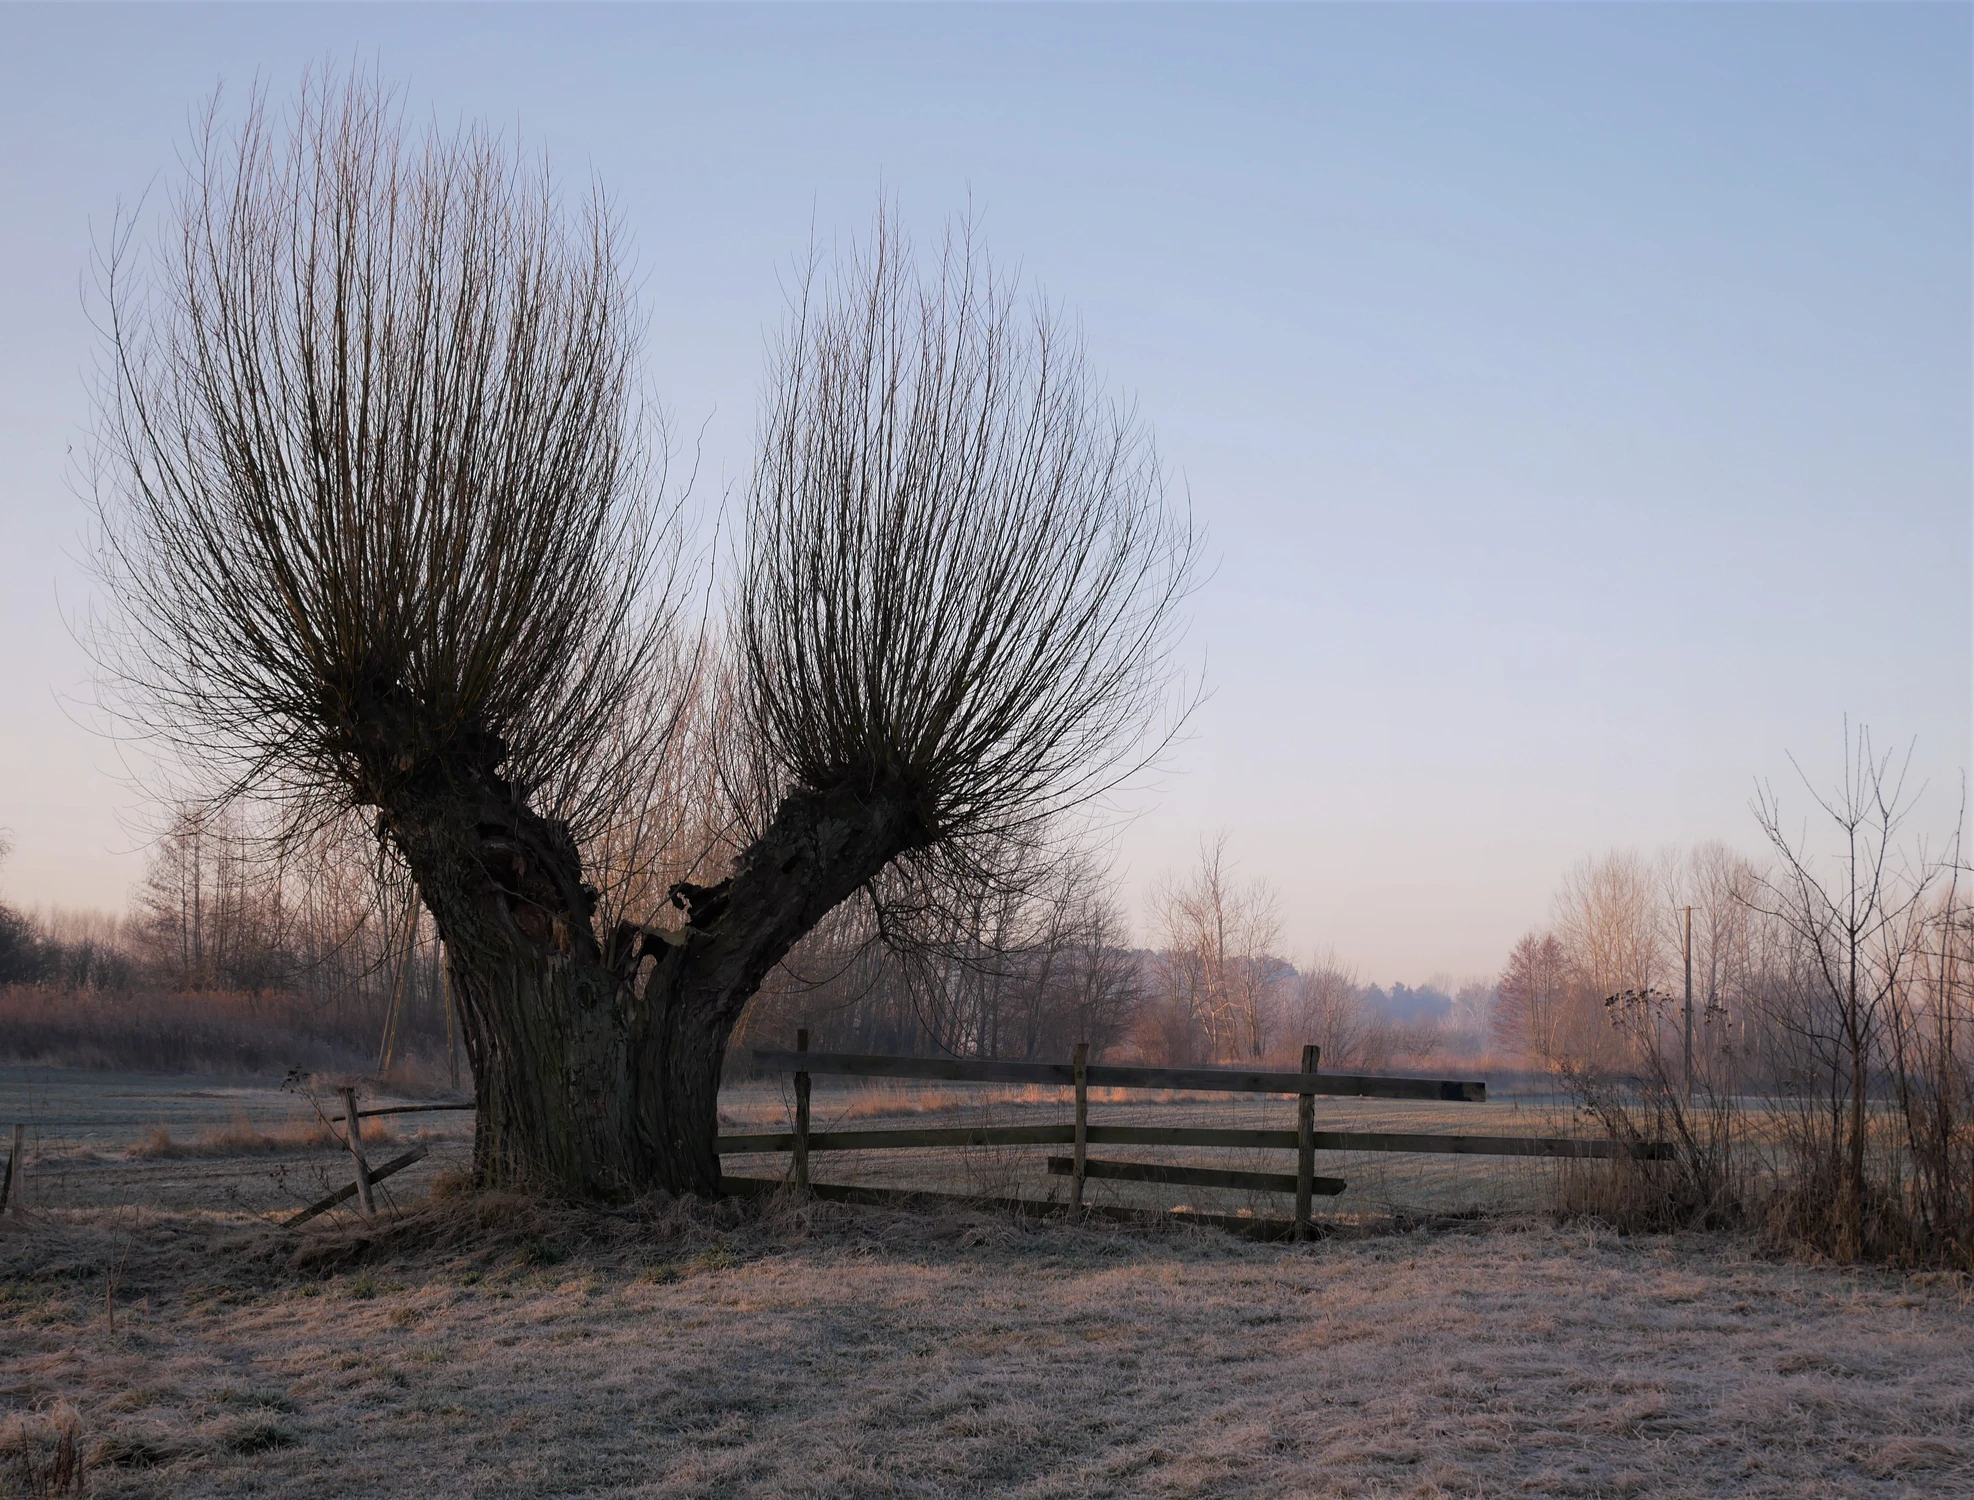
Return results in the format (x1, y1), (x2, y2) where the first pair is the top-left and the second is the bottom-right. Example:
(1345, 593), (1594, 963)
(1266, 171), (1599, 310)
(2, 1198), (1970, 1499)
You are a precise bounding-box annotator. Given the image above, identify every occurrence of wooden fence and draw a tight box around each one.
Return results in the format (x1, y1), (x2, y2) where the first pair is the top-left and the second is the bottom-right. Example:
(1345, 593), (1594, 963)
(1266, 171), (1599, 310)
(0, 1040), (1663, 1239)
(726, 1035), (1667, 1239)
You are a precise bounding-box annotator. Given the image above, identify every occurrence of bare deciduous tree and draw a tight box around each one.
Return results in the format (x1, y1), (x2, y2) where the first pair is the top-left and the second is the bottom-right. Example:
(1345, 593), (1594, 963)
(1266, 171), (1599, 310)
(93, 76), (691, 1195)
(1656, 840), (1766, 1077)
(1749, 727), (1938, 1255)
(1554, 850), (1665, 1003)
(1885, 870), (1974, 1257)
(1290, 951), (1367, 1068)
(1492, 931), (1573, 1059)
(91, 78), (1194, 1198)
(1450, 977), (1497, 1043)
(1152, 834), (1282, 1060)
(1496, 741), (1972, 1261)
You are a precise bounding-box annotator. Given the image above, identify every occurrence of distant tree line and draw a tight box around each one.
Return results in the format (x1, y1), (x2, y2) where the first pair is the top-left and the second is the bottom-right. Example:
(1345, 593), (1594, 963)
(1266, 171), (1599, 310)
(4, 814), (1507, 1080)
(0, 813), (454, 1076)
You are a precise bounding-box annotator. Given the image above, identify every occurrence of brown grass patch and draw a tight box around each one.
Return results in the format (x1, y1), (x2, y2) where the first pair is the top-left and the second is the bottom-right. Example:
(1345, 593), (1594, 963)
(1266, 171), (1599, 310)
(828, 1080), (1286, 1121)
(127, 1114), (400, 1161)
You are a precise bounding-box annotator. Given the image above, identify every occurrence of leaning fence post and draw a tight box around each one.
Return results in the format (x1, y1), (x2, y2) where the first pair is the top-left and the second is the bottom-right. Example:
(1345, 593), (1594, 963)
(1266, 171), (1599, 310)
(1, 1123), (21, 1213)
(1295, 1044), (1319, 1240)
(340, 1086), (376, 1217)
(793, 1028), (811, 1193)
(1072, 1041), (1089, 1212)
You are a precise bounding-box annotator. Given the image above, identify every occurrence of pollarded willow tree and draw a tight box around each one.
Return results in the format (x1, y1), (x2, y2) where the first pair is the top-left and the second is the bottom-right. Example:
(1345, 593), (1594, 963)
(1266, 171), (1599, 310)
(92, 76), (1194, 1200)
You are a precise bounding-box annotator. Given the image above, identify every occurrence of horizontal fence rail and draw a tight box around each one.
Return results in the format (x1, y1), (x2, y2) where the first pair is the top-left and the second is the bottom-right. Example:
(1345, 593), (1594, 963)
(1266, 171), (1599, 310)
(328, 1101), (475, 1124)
(715, 1124), (1667, 1160)
(1046, 1155), (1348, 1197)
(751, 1049), (1486, 1102)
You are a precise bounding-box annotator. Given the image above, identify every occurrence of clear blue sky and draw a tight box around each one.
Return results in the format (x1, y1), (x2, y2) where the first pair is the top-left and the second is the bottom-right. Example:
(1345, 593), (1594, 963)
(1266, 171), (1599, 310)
(1, 4), (1967, 982)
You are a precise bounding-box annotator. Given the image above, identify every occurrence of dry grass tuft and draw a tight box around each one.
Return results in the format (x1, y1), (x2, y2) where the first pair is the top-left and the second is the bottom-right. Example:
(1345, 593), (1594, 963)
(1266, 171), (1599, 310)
(837, 1085), (978, 1119)
(127, 1114), (401, 1161)
(282, 1182), (828, 1283)
(82, 1432), (183, 1473)
(215, 1415), (296, 1455)
(286, 1189), (565, 1274)
(425, 1167), (475, 1202)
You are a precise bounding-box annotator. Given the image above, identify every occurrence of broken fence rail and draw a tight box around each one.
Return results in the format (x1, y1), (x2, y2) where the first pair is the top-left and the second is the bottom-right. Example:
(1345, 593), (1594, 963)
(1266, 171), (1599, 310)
(284, 1143), (430, 1228)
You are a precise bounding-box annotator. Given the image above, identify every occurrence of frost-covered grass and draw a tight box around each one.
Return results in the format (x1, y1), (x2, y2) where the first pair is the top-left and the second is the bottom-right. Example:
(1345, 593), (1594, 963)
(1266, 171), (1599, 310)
(5, 1067), (1971, 1496)
(3, 1193), (1971, 1498)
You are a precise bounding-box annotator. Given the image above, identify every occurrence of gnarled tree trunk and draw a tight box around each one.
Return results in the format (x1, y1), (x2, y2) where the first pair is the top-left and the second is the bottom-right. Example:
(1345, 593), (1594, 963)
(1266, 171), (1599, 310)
(386, 765), (924, 1199)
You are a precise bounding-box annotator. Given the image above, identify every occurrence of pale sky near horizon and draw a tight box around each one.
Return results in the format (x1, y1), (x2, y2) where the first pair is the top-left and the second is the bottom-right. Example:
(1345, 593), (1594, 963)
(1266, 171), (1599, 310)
(0, 4), (1968, 985)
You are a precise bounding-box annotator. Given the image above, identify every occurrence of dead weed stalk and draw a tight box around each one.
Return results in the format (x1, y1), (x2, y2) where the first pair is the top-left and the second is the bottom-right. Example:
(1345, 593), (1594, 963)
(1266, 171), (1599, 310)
(0, 1404), (81, 1497)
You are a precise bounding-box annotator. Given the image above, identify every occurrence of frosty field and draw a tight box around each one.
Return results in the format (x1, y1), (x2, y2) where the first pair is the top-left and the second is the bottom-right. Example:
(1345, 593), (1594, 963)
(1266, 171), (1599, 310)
(2, 1068), (1971, 1497)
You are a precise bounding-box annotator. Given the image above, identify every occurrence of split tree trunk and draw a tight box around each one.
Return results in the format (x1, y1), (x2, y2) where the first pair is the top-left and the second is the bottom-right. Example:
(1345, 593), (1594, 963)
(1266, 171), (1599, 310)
(382, 763), (922, 1200)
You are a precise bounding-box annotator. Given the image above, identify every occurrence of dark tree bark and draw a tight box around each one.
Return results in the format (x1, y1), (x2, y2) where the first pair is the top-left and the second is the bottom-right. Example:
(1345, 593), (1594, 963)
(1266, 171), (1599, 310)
(633, 777), (927, 1194)
(379, 750), (926, 1197)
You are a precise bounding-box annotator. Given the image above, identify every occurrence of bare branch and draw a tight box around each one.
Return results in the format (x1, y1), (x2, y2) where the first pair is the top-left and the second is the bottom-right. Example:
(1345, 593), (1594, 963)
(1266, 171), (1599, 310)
(736, 209), (1198, 891)
(87, 70), (687, 846)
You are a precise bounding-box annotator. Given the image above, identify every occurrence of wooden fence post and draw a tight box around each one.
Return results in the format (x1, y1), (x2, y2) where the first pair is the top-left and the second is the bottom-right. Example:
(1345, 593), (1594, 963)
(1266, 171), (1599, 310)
(340, 1086), (376, 1217)
(1295, 1044), (1319, 1240)
(1, 1123), (21, 1213)
(793, 1028), (811, 1193)
(1072, 1041), (1089, 1212)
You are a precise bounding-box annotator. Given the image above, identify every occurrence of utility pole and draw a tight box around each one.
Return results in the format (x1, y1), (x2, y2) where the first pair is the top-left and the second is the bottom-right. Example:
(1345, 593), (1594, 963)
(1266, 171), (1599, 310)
(1682, 905), (1694, 1103)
